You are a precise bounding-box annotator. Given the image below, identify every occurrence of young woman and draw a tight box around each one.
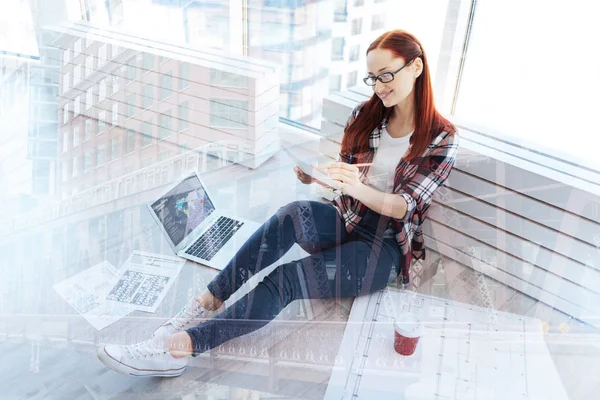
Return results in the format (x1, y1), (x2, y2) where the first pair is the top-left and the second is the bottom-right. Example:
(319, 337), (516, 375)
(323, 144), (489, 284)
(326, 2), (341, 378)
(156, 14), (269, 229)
(98, 29), (459, 377)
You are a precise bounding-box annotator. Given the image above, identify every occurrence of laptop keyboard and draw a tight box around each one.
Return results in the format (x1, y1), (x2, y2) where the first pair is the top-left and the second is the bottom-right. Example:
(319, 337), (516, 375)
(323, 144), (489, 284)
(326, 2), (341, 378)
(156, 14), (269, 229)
(185, 216), (244, 261)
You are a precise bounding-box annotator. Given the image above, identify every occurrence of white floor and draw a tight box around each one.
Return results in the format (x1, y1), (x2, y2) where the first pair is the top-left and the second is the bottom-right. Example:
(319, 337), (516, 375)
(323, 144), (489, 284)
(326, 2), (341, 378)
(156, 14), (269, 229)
(1, 148), (599, 399)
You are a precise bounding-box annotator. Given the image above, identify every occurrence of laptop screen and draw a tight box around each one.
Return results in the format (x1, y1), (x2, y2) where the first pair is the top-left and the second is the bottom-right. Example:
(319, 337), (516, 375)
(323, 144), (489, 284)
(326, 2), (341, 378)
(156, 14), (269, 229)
(150, 173), (216, 247)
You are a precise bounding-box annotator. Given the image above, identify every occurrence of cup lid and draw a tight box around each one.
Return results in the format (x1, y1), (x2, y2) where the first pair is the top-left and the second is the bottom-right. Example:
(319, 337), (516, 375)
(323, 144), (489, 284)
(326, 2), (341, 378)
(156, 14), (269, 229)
(394, 314), (422, 338)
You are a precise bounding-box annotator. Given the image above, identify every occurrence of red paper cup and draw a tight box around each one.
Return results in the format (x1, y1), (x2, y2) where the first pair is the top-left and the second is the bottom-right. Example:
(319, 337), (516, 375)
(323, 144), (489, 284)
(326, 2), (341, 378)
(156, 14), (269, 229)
(393, 314), (422, 356)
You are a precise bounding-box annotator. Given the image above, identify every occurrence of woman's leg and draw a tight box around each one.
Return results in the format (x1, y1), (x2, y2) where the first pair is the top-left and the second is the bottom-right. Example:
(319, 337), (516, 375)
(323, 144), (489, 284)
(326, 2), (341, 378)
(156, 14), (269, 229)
(181, 236), (400, 355)
(202, 200), (346, 309)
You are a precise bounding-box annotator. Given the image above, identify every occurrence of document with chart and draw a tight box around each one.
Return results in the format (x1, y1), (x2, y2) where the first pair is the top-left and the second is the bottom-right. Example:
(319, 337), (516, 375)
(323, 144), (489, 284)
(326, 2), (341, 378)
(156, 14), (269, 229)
(105, 251), (185, 313)
(53, 260), (133, 330)
(54, 251), (185, 330)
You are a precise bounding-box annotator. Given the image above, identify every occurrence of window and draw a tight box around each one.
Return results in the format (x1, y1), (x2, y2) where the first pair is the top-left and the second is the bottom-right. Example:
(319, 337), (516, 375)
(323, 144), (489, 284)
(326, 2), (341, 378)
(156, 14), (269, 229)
(159, 151), (171, 161)
(347, 71), (358, 87)
(73, 64), (81, 85)
(84, 152), (92, 173)
(372, 14), (385, 31)
(141, 157), (152, 168)
(179, 62), (190, 90)
(73, 126), (80, 147)
(85, 87), (93, 110)
(126, 93), (136, 118)
(110, 137), (119, 161)
(72, 156), (79, 177)
(125, 130), (136, 154)
(332, 38), (345, 60)
(142, 84), (153, 109)
(159, 72), (172, 100)
(99, 79), (106, 101)
(179, 101), (189, 131)
(335, 0), (347, 22)
(159, 111), (172, 140)
(125, 57), (136, 84)
(455, 1), (600, 167)
(73, 95), (80, 116)
(349, 44), (360, 62)
(62, 131), (69, 153)
(210, 99), (248, 127)
(142, 53), (154, 73)
(62, 72), (70, 93)
(85, 119), (93, 141)
(63, 48), (70, 66)
(351, 18), (363, 35)
(98, 111), (106, 134)
(63, 103), (69, 124)
(159, 55), (168, 64)
(210, 69), (249, 88)
(141, 119), (153, 147)
(330, 75), (341, 92)
(112, 74), (119, 94)
(85, 55), (94, 77)
(112, 44), (121, 58)
(62, 162), (68, 182)
(97, 144), (105, 166)
(112, 103), (119, 126)
(98, 44), (107, 66)
(74, 39), (81, 57)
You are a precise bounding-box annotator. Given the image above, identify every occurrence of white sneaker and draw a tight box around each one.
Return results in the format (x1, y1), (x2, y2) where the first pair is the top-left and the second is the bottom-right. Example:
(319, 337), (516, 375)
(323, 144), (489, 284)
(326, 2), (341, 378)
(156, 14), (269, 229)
(97, 335), (187, 377)
(152, 298), (219, 338)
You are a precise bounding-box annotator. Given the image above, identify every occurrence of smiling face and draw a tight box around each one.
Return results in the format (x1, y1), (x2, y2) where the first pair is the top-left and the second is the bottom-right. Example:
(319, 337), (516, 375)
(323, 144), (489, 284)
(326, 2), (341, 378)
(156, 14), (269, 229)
(366, 48), (423, 108)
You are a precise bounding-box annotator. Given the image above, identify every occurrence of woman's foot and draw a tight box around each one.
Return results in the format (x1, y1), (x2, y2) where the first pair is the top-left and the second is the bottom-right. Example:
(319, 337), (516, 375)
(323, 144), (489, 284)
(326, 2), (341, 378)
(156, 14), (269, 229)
(152, 297), (223, 339)
(97, 334), (188, 377)
(196, 290), (223, 311)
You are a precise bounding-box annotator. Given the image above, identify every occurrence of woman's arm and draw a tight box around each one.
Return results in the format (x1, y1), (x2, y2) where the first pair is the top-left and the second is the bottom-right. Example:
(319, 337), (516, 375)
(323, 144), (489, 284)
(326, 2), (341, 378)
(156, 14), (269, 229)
(328, 131), (459, 220)
(326, 163), (408, 219)
(353, 184), (409, 219)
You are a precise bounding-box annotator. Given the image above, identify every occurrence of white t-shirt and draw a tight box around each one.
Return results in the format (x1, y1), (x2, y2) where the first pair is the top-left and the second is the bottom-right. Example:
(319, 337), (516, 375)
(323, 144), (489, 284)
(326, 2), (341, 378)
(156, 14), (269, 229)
(366, 128), (413, 193)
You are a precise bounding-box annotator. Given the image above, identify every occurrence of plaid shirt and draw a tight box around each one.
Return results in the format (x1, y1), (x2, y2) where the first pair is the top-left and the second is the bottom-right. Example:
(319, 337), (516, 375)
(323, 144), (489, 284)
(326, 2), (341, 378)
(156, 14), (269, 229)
(330, 103), (460, 284)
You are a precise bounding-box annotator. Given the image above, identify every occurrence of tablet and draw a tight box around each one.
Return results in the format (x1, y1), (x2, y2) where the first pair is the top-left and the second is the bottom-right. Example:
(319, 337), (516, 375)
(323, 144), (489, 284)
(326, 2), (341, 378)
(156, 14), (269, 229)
(282, 147), (340, 188)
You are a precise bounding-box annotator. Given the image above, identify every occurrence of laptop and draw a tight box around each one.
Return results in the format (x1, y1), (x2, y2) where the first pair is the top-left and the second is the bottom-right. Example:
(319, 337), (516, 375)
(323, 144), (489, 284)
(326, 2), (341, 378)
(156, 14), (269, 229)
(147, 172), (260, 270)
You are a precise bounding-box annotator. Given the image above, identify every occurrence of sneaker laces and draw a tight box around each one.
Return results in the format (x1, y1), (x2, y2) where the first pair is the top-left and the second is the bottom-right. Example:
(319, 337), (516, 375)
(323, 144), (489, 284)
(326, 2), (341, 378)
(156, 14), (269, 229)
(169, 298), (206, 330)
(125, 339), (167, 359)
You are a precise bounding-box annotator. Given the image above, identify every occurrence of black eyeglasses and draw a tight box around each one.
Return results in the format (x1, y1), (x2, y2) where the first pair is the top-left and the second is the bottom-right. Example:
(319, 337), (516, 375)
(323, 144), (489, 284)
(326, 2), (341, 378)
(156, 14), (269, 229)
(363, 55), (419, 86)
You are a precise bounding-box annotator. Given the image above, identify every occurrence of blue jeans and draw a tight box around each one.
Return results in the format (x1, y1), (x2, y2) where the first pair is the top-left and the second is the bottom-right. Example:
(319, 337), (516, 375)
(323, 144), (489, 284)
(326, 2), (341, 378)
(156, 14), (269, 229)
(185, 200), (401, 354)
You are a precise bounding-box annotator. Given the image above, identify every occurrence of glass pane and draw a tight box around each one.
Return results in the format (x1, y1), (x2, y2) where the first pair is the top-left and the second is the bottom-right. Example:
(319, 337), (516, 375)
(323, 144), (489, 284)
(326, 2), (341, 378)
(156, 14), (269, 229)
(456, 0), (600, 167)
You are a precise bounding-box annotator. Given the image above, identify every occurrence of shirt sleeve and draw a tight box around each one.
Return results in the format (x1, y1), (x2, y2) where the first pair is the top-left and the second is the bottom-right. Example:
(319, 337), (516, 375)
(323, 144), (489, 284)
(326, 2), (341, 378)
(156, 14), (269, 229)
(393, 131), (460, 222)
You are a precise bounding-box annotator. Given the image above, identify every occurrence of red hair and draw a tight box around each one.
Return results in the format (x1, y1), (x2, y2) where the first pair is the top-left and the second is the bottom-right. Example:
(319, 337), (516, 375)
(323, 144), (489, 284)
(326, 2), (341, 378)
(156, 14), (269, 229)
(341, 30), (456, 161)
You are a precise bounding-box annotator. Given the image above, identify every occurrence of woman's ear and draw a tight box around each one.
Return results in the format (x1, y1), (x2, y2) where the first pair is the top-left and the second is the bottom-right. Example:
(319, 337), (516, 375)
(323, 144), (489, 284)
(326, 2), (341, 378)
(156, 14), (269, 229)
(413, 58), (424, 79)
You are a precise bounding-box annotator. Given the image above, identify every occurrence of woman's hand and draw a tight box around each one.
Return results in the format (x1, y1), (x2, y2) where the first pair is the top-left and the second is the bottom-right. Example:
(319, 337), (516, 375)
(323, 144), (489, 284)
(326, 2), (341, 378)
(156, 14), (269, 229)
(326, 162), (365, 198)
(294, 165), (314, 185)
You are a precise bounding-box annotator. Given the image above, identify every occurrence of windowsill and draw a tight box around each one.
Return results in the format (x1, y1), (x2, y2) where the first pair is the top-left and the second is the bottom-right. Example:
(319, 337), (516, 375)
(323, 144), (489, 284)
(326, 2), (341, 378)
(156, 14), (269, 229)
(158, 136), (172, 142)
(450, 119), (600, 196)
(209, 125), (247, 130)
(209, 84), (249, 90)
(158, 94), (173, 103)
